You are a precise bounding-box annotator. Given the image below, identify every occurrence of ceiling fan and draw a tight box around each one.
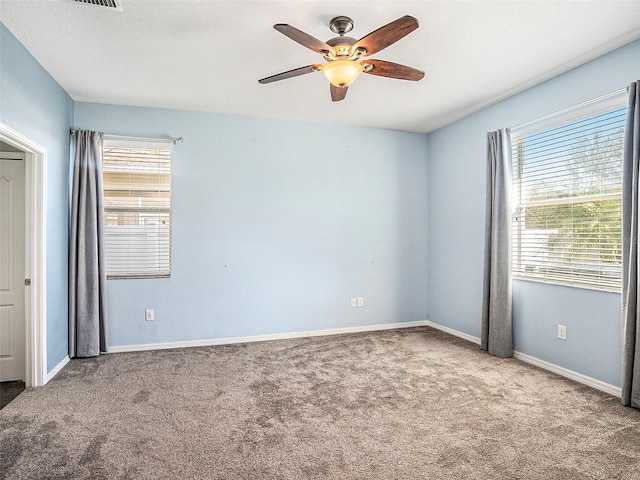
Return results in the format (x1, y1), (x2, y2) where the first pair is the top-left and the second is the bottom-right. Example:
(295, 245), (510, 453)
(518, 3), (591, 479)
(258, 15), (425, 102)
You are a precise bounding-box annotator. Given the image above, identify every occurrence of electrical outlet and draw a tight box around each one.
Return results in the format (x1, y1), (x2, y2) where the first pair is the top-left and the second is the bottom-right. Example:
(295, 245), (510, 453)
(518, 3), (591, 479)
(557, 324), (567, 340)
(357, 297), (364, 308)
(350, 298), (357, 308)
(145, 309), (154, 321)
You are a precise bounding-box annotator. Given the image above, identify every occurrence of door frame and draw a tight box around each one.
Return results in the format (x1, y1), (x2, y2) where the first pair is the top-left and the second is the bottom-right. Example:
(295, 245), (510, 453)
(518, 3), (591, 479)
(0, 122), (47, 387)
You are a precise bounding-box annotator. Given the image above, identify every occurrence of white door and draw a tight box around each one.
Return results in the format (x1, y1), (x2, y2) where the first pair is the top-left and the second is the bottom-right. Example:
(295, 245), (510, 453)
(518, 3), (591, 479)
(0, 155), (25, 382)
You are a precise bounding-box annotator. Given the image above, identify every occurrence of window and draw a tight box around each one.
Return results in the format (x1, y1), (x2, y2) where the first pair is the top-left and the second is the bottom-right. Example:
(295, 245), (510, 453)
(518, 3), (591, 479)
(511, 92), (626, 291)
(102, 140), (172, 278)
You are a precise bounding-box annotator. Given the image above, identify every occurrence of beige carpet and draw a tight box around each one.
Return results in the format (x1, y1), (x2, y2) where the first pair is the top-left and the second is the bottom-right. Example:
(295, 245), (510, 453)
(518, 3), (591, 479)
(1, 326), (639, 479)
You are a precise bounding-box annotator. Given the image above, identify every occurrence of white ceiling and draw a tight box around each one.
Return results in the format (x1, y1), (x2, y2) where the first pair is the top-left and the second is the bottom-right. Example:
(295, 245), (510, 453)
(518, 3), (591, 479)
(2, 1), (640, 133)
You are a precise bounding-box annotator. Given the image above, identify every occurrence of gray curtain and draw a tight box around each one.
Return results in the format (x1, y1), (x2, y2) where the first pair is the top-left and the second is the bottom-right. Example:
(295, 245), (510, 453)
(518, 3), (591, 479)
(69, 130), (108, 358)
(481, 129), (513, 358)
(622, 80), (640, 408)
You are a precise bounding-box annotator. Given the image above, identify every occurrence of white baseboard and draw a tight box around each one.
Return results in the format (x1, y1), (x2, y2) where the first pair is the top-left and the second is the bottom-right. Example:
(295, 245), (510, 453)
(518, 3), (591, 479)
(107, 320), (431, 354)
(422, 320), (622, 398)
(423, 320), (481, 345)
(44, 355), (70, 385)
(107, 318), (621, 398)
(512, 351), (622, 397)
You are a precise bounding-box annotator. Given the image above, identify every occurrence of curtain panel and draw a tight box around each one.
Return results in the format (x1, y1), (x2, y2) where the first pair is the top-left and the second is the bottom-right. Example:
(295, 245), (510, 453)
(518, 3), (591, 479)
(482, 129), (513, 358)
(622, 80), (640, 408)
(69, 130), (108, 358)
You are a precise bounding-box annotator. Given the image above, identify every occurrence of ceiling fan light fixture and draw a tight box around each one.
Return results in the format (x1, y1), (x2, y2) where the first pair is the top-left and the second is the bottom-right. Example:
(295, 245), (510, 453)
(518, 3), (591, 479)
(322, 59), (363, 87)
(259, 16), (423, 101)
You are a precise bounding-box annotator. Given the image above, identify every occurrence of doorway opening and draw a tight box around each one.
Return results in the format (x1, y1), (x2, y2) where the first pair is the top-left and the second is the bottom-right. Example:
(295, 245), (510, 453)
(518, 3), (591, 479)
(0, 122), (48, 388)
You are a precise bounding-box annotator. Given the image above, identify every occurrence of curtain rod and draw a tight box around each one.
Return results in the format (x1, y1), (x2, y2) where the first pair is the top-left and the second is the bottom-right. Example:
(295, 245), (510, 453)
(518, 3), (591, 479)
(70, 129), (183, 145)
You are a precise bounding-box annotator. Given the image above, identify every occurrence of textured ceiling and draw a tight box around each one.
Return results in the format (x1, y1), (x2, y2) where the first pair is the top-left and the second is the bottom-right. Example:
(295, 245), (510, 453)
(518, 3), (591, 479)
(1, 1), (640, 133)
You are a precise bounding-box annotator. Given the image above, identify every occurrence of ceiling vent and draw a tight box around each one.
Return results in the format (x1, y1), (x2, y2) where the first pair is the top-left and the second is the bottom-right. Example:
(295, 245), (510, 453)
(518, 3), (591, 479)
(64, 0), (123, 11)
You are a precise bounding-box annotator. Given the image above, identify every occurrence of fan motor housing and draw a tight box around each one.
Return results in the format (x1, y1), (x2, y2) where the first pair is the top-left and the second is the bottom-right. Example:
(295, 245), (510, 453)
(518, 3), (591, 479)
(327, 36), (357, 57)
(327, 37), (357, 47)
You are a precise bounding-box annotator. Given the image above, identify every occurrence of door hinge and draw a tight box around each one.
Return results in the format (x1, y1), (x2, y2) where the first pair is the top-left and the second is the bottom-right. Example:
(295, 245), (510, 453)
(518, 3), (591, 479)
(25, 279), (31, 286)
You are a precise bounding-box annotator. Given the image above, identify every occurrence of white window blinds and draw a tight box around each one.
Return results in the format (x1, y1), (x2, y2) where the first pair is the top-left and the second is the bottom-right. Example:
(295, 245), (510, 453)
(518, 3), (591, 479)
(511, 93), (626, 291)
(102, 140), (172, 279)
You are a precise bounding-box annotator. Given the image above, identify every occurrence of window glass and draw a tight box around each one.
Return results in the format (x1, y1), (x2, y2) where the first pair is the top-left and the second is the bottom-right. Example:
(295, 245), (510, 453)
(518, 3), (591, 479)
(102, 140), (172, 278)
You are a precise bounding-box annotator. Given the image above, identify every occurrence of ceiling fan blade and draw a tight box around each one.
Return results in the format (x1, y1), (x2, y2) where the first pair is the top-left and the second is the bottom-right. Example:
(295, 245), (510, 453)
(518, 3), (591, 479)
(362, 59), (425, 81)
(354, 15), (419, 56)
(274, 24), (335, 55)
(258, 65), (321, 84)
(330, 84), (348, 102)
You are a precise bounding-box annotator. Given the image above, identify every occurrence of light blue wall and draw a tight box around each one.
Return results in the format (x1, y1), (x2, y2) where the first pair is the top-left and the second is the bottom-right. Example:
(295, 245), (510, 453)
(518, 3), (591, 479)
(75, 103), (429, 346)
(428, 39), (640, 387)
(0, 23), (74, 372)
(4, 14), (636, 389)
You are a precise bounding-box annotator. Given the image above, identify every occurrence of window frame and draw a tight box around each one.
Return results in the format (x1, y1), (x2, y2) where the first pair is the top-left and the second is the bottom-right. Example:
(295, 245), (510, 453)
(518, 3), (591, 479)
(102, 138), (173, 280)
(510, 91), (627, 292)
